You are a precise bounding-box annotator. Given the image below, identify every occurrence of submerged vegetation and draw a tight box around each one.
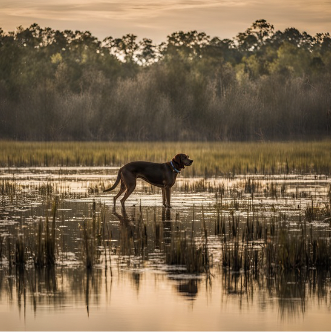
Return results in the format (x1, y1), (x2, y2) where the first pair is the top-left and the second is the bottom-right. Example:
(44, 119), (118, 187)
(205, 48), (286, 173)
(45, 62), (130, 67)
(0, 140), (330, 326)
(1, 168), (330, 274)
(0, 163), (331, 327)
(0, 20), (331, 141)
(1, 141), (331, 176)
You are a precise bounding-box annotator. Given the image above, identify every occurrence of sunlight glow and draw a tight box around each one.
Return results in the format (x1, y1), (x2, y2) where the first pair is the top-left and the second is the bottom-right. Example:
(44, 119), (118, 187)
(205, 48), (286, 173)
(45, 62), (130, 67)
(0, 0), (330, 42)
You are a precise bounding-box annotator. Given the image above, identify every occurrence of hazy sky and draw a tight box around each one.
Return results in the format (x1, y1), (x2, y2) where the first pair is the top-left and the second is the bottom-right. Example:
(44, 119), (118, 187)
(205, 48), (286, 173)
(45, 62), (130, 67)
(1, 0), (331, 43)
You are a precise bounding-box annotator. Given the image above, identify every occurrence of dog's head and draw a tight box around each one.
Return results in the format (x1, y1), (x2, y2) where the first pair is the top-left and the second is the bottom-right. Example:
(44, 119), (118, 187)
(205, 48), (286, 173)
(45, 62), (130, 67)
(173, 153), (193, 169)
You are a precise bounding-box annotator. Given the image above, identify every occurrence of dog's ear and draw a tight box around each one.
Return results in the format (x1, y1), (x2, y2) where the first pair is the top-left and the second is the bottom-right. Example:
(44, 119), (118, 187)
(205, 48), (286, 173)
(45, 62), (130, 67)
(174, 154), (185, 168)
(174, 154), (181, 165)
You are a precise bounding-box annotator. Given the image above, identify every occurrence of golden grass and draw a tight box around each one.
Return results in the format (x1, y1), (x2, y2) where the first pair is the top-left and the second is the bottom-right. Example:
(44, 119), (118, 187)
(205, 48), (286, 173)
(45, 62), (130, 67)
(1, 140), (330, 176)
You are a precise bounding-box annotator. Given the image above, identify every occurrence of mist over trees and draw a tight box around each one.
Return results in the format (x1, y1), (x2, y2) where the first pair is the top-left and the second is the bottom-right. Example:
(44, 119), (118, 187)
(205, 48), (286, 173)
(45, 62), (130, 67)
(0, 20), (330, 141)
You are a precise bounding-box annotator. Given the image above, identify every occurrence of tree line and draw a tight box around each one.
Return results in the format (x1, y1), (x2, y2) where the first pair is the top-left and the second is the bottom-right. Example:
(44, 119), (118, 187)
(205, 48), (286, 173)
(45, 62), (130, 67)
(0, 20), (330, 141)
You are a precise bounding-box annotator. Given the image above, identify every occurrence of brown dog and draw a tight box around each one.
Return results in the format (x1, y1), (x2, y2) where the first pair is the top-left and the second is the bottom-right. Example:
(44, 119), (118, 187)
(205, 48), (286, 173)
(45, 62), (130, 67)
(103, 153), (193, 207)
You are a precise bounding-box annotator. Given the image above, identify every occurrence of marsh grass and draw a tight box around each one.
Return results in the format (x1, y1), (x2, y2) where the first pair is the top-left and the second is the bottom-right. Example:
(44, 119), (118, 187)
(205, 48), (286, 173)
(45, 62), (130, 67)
(79, 200), (110, 269)
(32, 199), (58, 267)
(1, 180), (18, 195)
(165, 233), (210, 274)
(165, 206), (210, 274)
(1, 141), (330, 176)
(46, 199), (57, 266)
(6, 198), (60, 268)
(35, 219), (45, 267)
(1, 161), (330, 280)
(220, 213), (331, 274)
(305, 197), (331, 222)
(81, 219), (96, 269)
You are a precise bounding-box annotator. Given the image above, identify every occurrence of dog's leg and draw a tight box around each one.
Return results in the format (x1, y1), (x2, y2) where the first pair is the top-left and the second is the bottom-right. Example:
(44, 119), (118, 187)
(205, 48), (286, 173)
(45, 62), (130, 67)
(165, 187), (172, 208)
(162, 188), (167, 207)
(113, 181), (125, 205)
(120, 186), (135, 207)
(120, 172), (136, 207)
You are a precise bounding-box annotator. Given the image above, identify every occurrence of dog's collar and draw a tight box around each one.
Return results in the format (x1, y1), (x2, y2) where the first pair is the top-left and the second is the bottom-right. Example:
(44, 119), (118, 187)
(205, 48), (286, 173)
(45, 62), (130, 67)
(170, 161), (181, 173)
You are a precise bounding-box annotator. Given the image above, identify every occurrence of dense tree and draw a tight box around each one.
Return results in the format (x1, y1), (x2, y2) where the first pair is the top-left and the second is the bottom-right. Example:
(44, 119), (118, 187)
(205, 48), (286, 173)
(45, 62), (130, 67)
(0, 20), (330, 141)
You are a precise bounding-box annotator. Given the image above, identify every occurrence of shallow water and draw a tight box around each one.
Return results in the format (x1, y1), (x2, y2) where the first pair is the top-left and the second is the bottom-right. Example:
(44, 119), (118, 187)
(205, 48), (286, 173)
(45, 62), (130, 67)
(1, 265), (331, 331)
(0, 167), (331, 331)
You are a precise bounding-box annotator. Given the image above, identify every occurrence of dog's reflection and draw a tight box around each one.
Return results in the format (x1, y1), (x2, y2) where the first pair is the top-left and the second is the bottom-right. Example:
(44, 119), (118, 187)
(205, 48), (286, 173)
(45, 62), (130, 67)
(111, 206), (201, 299)
(176, 279), (199, 300)
(112, 207), (136, 256)
(112, 206), (173, 249)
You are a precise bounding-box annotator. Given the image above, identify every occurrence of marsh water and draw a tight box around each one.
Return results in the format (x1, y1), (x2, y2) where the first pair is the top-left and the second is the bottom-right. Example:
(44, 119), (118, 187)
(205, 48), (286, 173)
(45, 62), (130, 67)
(1, 167), (331, 331)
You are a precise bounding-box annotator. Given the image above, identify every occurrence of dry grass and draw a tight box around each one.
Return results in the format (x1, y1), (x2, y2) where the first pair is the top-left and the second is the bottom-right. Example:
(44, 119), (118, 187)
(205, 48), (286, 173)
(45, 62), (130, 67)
(1, 141), (330, 176)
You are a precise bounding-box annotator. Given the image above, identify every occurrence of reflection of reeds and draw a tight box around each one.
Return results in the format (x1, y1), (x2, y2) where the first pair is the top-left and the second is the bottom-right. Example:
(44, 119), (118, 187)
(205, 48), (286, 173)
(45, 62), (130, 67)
(1, 163), (330, 289)
(15, 236), (25, 265)
(82, 219), (95, 269)
(0, 235), (3, 262)
(220, 268), (328, 320)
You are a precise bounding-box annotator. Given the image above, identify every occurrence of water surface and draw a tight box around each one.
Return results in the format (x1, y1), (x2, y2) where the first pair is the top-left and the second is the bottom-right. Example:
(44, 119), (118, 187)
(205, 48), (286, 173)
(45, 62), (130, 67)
(0, 167), (330, 331)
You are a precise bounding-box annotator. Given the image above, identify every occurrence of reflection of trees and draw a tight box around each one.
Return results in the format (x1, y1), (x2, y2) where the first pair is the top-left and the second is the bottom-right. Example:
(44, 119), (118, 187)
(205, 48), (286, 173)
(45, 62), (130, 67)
(276, 272), (306, 320)
(1, 203), (331, 322)
(221, 269), (331, 320)
(64, 267), (105, 315)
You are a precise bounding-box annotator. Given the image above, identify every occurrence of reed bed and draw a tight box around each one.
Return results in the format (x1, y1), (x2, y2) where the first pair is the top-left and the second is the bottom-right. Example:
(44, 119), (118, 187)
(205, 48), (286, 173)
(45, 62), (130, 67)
(1, 160), (330, 276)
(1, 164), (330, 326)
(1, 141), (330, 176)
(2, 195), (330, 274)
(12, 199), (59, 268)
(165, 235), (209, 274)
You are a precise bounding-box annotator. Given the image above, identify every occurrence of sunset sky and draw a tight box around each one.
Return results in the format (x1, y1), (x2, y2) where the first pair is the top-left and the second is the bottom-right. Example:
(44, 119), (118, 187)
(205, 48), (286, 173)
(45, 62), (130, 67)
(1, 0), (331, 43)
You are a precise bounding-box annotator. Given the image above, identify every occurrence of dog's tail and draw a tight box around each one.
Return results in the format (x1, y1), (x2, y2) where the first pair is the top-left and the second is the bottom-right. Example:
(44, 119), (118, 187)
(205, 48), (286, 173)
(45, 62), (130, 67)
(103, 169), (121, 192)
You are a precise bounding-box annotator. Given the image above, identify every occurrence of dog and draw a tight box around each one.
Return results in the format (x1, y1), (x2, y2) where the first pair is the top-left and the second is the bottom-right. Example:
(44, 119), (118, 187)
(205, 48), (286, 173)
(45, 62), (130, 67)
(103, 153), (193, 208)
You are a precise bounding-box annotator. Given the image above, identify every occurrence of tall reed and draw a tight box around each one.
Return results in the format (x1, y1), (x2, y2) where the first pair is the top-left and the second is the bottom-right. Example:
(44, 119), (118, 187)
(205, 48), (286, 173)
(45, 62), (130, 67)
(1, 141), (330, 176)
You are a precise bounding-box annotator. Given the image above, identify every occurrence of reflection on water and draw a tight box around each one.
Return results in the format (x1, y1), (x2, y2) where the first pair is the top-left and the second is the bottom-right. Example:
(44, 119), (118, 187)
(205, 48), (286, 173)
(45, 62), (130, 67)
(0, 168), (331, 330)
(1, 263), (330, 330)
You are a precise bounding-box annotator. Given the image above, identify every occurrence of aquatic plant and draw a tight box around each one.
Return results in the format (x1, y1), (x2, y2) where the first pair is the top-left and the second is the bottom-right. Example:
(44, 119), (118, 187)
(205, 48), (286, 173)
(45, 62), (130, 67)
(0, 235), (3, 261)
(165, 235), (209, 274)
(15, 236), (25, 266)
(0, 180), (18, 195)
(45, 199), (58, 266)
(81, 219), (95, 269)
(165, 207), (210, 275)
(80, 200), (104, 269)
(1, 141), (330, 176)
(35, 219), (45, 267)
